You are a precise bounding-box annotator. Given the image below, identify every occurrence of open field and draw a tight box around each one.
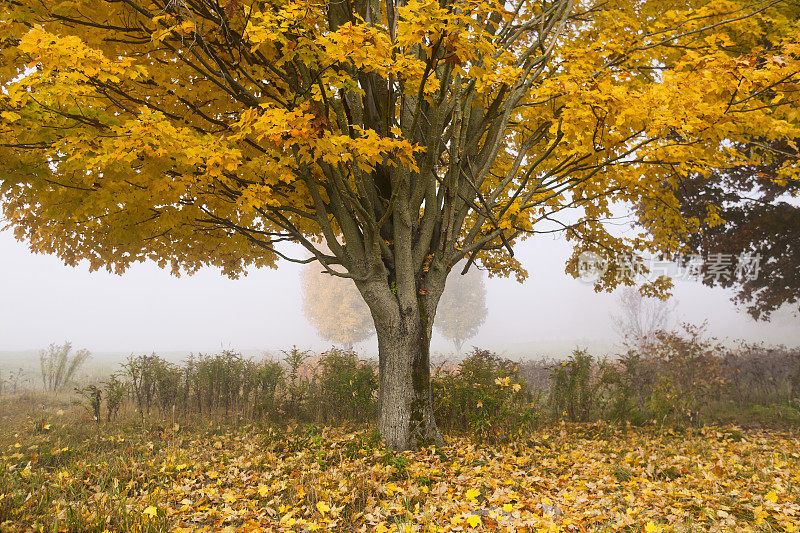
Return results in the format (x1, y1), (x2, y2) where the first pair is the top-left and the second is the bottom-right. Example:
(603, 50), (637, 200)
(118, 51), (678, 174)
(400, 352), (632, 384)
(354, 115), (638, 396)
(1, 394), (799, 533)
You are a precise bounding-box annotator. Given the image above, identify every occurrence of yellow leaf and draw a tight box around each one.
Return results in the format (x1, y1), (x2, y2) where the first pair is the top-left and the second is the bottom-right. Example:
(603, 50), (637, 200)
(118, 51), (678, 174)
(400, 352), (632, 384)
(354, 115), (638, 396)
(1, 111), (21, 122)
(316, 501), (331, 516)
(466, 515), (481, 528)
(465, 488), (480, 501)
(142, 506), (158, 518)
(765, 490), (778, 503)
(644, 522), (662, 533)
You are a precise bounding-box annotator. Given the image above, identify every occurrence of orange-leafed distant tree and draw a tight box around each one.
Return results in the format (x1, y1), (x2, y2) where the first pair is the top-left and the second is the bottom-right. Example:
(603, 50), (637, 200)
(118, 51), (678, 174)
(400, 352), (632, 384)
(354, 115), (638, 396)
(301, 263), (375, 349)
(1, 0), (798, 448)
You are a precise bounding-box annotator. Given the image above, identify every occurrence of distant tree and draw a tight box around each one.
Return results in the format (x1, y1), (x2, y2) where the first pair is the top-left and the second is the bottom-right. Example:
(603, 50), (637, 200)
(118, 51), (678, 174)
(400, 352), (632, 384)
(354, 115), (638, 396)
(673, 140), (800, 320)
(611, 287), (676, 348)
(39, 342), (90, 391)
(435, 266), (488, 356)
(301, 264), (374, 350)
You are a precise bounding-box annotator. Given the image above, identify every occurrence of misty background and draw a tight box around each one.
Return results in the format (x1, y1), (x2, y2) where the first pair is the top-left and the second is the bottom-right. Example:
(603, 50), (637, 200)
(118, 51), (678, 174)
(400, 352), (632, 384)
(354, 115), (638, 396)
(1, 229), (799, 364)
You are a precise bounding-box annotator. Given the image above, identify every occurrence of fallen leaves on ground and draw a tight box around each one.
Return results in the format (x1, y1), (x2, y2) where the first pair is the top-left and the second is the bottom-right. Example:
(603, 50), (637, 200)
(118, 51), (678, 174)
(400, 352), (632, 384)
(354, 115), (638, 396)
(1, 422), (799, 532)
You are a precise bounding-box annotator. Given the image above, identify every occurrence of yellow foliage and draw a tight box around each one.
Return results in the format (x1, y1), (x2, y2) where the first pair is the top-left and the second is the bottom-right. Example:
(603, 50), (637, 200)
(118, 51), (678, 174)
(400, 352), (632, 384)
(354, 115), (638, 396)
(0, 0), (798, 301)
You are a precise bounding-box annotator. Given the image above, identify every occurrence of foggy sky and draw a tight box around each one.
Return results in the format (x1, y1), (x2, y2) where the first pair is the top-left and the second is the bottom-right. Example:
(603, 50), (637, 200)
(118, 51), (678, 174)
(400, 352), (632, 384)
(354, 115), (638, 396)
(1, 229), (798, 357)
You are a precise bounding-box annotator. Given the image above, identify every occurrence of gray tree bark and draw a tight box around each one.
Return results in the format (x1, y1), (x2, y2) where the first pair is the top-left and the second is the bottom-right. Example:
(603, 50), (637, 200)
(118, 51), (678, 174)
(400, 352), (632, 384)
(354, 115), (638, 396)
(374, 302), (442, 450)
(357, 268), (447, 450)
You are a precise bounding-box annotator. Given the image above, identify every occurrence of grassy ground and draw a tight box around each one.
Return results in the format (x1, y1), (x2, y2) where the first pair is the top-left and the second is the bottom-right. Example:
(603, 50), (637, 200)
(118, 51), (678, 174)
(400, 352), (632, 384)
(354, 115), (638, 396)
(1, 394), (799, 533)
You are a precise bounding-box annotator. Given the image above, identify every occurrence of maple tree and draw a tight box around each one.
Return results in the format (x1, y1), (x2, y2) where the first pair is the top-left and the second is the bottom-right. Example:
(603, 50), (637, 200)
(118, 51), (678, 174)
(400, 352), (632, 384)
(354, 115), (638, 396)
(1, 0), (799, 448)
(435, 265), (487, 355)
(673, 144), (800, 319)
(300, 263), (375, 348)
(659, 4), (800, 321)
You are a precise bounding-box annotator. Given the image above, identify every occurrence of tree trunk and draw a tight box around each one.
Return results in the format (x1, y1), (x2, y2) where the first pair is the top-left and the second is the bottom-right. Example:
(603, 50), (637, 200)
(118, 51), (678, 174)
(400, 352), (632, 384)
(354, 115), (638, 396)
(354, 247), (450, 450)
(454, 337), (465, 358)
(374, 306), (443, 450)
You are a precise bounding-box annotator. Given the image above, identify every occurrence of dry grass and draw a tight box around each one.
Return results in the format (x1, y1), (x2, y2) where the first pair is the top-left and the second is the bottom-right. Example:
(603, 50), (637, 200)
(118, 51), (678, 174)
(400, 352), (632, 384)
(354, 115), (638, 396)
(2, 393), (800, 532)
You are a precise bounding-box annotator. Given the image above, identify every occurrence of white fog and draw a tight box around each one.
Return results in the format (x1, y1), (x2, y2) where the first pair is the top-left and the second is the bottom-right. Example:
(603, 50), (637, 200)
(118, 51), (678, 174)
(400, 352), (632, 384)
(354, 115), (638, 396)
(2, 230), (798, 361)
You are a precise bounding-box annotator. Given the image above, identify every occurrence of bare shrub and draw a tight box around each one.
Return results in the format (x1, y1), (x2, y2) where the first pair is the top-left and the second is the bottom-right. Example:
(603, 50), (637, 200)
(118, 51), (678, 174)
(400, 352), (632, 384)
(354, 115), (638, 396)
(611, 287), (676, 349)
(39, 342), (90, 391)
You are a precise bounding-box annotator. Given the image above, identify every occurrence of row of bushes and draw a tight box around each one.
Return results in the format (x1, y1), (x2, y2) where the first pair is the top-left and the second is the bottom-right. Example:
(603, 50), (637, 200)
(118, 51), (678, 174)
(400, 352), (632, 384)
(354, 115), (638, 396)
(73, 324), (800, 441)
(522, 324), (800, 427)
(86, 347), (378, 424)
(435, 324), (800, 440)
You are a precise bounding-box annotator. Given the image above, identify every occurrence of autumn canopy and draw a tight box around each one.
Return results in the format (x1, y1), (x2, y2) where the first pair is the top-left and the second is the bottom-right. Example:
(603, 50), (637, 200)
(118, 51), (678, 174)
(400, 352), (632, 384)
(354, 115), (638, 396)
(1, 0), (798, 448)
